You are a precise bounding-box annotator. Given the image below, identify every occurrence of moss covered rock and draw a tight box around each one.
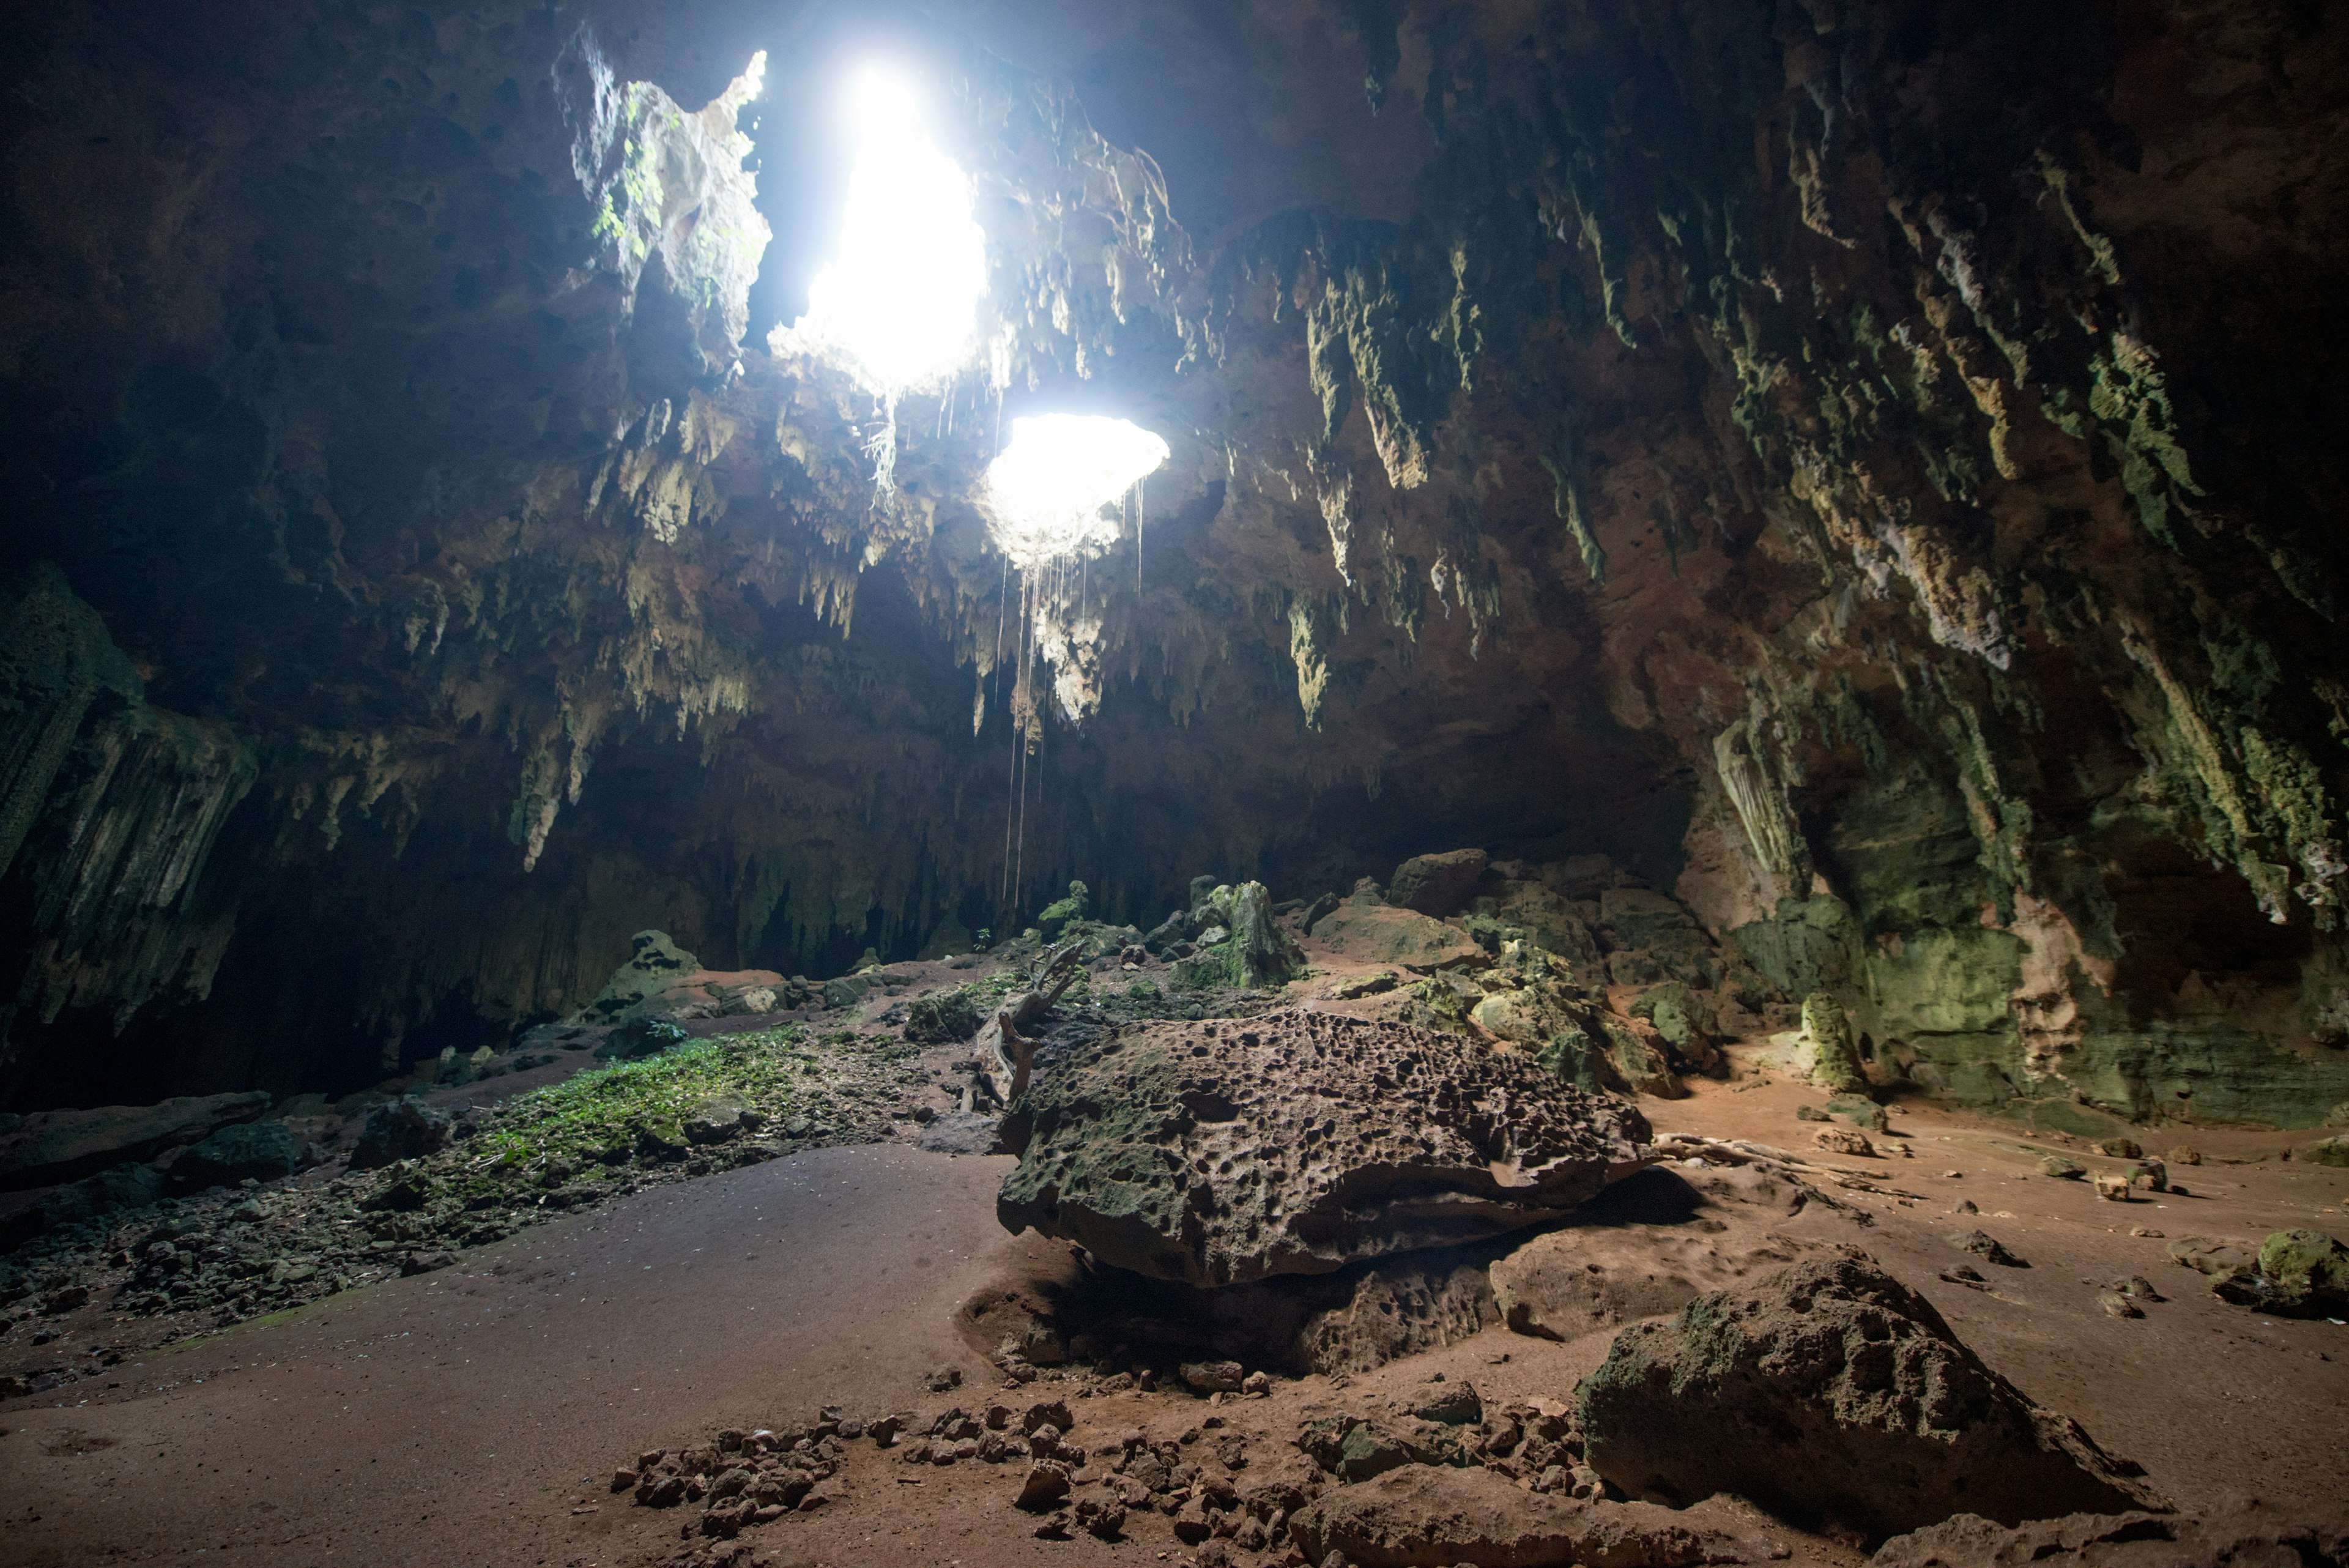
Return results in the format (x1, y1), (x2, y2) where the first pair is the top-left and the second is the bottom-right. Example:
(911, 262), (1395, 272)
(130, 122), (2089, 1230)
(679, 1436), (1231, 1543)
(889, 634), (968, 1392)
(2254, 1229), (2349, 1317)
(1798, 992), (1868, 1093)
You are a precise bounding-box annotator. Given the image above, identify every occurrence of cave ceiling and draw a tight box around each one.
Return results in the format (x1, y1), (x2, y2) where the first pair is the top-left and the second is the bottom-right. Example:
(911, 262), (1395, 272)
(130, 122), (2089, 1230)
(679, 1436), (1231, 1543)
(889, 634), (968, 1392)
(2, 0), (2347, 1115)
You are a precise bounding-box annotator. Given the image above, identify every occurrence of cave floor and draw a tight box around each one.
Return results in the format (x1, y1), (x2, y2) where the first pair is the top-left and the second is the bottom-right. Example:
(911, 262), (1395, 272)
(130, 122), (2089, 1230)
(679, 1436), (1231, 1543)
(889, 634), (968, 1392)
(1, 1057), (2344, 1567)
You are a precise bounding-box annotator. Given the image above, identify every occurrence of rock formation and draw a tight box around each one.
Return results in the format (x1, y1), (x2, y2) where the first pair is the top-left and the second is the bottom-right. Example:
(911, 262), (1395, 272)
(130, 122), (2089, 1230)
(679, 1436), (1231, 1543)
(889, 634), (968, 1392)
(1576, 1250), (2162, 1542)
(0, 1), (2342, 1134)
(996, 1009), (1650, 1286)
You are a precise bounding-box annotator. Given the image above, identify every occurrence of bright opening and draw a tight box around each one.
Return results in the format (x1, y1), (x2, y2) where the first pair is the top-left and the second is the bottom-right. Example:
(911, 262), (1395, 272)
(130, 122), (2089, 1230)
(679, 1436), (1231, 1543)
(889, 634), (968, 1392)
(982, 415), (1171, 567)
(790, 70), (987, 394)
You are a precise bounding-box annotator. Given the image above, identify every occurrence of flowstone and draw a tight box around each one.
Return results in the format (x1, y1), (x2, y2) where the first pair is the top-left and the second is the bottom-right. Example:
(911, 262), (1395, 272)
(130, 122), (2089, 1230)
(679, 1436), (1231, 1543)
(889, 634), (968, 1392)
(996, 1009), (1650, 1287)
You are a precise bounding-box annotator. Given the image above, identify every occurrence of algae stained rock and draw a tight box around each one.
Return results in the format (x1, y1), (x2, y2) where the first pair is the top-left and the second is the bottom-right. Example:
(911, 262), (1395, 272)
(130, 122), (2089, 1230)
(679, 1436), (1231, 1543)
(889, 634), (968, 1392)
(1576, 1250), (2162, 1542)
(995, 1009), (1650, 1287)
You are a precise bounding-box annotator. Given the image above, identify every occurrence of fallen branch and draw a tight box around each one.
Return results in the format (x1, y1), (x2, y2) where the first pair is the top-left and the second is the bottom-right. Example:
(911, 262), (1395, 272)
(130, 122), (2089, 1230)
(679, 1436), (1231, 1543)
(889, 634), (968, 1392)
(977, 940), (1088, 1107)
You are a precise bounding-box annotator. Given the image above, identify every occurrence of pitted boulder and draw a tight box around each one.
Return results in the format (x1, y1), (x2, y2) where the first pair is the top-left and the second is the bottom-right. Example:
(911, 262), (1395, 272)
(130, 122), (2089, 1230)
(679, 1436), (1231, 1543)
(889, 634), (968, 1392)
(1576, 1249), (2162, 1543)
(995, 1009), (1650, 1287)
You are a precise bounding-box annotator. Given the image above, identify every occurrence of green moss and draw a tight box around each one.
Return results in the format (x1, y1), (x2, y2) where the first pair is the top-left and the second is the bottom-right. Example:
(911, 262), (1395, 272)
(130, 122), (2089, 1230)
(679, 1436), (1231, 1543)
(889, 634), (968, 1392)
(2253, 1229), (2349, 1317)
(475, 1027), (814, 1169)
(1036, 880), (1089, 939)
(1800, 992), (1866, 1093)
(905, 987), (982, 1045)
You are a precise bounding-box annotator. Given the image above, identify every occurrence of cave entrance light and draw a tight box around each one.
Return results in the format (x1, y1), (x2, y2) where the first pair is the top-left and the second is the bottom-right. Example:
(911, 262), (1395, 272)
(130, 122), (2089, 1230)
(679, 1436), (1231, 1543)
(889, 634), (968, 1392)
(792, 69), (987, 396)
(982, 414), (1170, 570)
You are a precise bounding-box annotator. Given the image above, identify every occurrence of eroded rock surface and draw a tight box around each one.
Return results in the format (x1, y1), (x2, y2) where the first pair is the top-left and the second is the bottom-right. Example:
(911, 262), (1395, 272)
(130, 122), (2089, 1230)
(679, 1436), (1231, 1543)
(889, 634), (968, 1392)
(1490, 1165), (1824, 1342)
(1577, 1250), (2161, 1542)
(1872, 1504), (2349, 1567)
(1311, 897), (1485, 972)
(1287, 1465), (1759, 1568)
(996, 1009), (1650, 1286)
(0, 1094), (272, 1191)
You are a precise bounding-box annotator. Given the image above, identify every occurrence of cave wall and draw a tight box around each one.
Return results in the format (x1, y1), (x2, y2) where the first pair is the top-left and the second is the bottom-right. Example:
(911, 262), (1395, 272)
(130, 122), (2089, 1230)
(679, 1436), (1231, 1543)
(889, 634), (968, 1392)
(2, 0), (2345, 1125)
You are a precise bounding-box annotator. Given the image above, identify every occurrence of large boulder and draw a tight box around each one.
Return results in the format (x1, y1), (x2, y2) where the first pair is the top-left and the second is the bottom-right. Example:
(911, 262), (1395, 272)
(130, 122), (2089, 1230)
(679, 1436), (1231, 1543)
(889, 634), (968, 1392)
(577, 929), (702, 1022)
(572, 930), (793, 1024)
(1386, 849), (1488, 916)
(1287, 1465), (1762, 1568)
(2190, 1228), (2349, 1317)
(1576, 1250), (2161, 1543)
(0, 1092), (272, 1191)
(1311, 896), (1483, 971)
(996, 1008), (1649, 1287)
(349, 1096), (453, 1170)
(1872, 1503), (2349, 1567)
(168, 1120), (299, 1192)
(0, 1163), (165, 1250)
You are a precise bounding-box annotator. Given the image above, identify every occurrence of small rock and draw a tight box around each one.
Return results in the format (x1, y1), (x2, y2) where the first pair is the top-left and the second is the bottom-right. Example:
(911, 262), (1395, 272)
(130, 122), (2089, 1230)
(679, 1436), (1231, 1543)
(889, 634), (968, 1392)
(1952, 1198), (1979, 1215)
(2169, 1145), (2202, 1166)
(2039, 1156), (2087, 1180)
(2092, 1174), (2133, 1202)
(1795, 1105), (1830, 1122)
(924, 1366), (962, 1392)
(1015, 1461), (1072, 1512)
(2109, 1276), (2161, 1301)
(1180, 1359), (1245, 1394)
(1954, 1230), (2028, 1268)
(2130, 1227), (2164, 1239)
(1813, 1127), (1874, 1157)
(2096, 1291), (2142, 1318)
(2096, 1137), (2143, 1159)
(1022, 1399), (1074, 1434)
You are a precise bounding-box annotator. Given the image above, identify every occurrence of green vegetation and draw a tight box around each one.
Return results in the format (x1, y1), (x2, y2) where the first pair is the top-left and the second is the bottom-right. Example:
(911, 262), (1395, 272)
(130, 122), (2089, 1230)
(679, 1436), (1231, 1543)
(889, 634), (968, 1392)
(472, 1028), (815, 1170)
(1037, 880), (1090, 938)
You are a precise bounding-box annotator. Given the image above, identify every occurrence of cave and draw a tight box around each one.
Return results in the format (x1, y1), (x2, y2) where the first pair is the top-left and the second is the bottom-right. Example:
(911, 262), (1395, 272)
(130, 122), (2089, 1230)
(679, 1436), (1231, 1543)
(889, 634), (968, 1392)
(3, 1), (2347, 1562)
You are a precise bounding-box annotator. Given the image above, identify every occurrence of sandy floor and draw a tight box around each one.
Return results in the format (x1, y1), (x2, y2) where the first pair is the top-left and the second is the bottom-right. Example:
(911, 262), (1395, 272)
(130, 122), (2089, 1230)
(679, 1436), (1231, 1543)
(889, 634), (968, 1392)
(3, 1031), (2345, 1567)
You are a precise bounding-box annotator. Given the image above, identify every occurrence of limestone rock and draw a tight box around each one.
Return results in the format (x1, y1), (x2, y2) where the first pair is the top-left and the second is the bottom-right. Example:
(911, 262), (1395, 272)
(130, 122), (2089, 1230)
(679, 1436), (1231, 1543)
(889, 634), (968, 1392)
(1171, 881), (1304, 990)
(168, 1119), (299, 1191)
(996, 1009), (1650, 1287)
(1576, 1250), (2161, 1542)
(905, 987), (983, 1045)
(0, 1093), (272, 1191)
(915, 1111), (1005, 1156)
(2296, 1135), (2349, 1169)
(349, 1096), (453, 1170)
(1386, 849), (1488, 916)
(1798, 992), (1867, 1093)
(1814, 1126), (1877, 1157)
(1287, 1465), (1756, 1568)
(2248, 1228), (2349, 1317)
(1312, 896), (1483, 972)
(1490, 1173), (1820, 1342)
(1465, 972), (1685, 1099)
(1873, 1503), (2349, 1567)
(576, 931), (702, 1023)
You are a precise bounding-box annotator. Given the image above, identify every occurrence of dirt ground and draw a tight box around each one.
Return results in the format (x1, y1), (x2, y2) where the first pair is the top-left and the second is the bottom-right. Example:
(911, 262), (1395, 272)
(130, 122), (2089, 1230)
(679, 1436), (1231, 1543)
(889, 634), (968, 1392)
(2, 1003), (2345, 1566)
